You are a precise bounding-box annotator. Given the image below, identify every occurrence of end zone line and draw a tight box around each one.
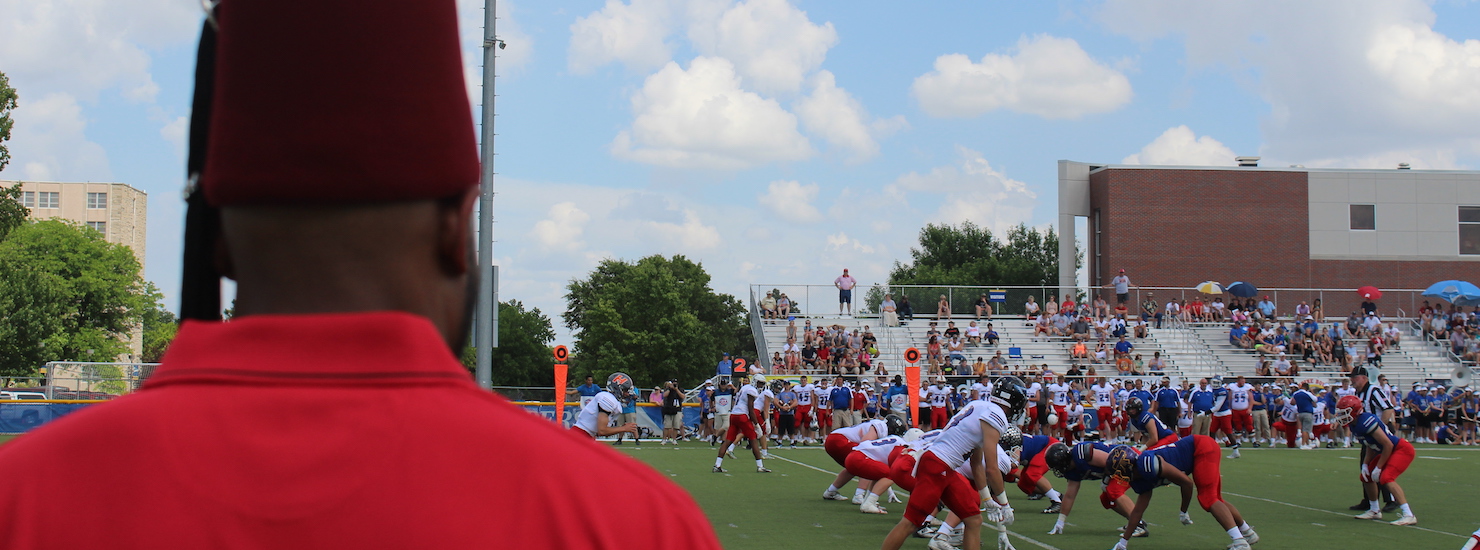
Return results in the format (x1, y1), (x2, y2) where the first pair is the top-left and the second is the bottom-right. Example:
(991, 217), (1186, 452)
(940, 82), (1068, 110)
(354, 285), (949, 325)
(1221, 491), (1462, 538)
(769, 452), (1063, 550)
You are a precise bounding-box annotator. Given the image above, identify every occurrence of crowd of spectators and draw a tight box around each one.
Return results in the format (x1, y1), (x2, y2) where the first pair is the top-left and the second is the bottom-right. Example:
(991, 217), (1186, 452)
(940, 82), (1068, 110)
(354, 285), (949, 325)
(1419, 300), (1480, 364)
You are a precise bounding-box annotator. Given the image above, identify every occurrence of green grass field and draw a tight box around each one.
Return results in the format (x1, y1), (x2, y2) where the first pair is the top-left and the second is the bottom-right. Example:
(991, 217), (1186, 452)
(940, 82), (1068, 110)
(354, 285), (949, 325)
(616, 441), (1480, 550)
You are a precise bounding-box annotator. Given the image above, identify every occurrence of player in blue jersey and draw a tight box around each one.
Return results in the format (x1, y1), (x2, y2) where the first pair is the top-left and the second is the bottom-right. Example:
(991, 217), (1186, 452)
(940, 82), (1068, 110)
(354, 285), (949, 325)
(1209, 377), (1242, 458)
(1043, 441), (1145, 537)
(1332, 394), (1418, 525)
(1013, 434), (1064, 514)
(1105, 436), (1259, 550)
(1124, 396), (1178, 449)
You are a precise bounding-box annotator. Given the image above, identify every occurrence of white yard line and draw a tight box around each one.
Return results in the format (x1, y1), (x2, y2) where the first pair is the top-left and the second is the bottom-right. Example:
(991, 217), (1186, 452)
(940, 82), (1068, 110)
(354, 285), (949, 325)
(1221, 491), (1463, 538)
(769, 451), (1064, 550)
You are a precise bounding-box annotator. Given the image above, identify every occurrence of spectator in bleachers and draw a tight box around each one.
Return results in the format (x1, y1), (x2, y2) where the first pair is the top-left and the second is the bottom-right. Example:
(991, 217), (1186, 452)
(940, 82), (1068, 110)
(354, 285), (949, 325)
(801, 343), (818, 370)
(1311, 298), (1324, 320)
(1071, 340), (1089, 361)
(972, 357), (987, 376)
(1257, 295), (1277, 320)
(1061, 295), (1076, 315)
(947, 335), (966, 364)
(1052, 312), (1072, 337)
(1114, 335), (1134, 359)
(1133, 319), (1149, 338)
(786, 319), (797, 343)
(1025, 295), (1041, 317)
(1092, 294), (1109, 318)
(1093, 341), (1108, 364)
(1131, 354), (1146, 375)
(862, 326), (877, 350)
(965, 321), (981, 345)
(1188, 296), (1207, 322)
(783, 337), (801, 372)
(1109, 315), (1127, 338)
(1383, 322), (1402, 349)
(1165, 298), (1181, 324)
(924, 320), (940, 341)
(898, 295), (914, 321)
(974, 294), (992, 320)
(881, 293), (899, 327)
(1450, 327), (1467, 357)
(1148, 351), (1165, 373)
(1115, 351), (1133, 374)
(1229, 322), (1250, 348)
(1254, 361), (1272, 377)
(1294, 300), (1311, 319)
(1141, 292), (1161, 328)
(936, 295), (950, 319)
(777, 293), (792, 318)
(1071, 315), (1090, 339)
(926, 335), (942, 374)
(760, 291), (777, 320)
(988, 351), (1006, 373)
(1045, 294), (1059, 317)
(1210, 297), (1227, 321)
(984, 323), (1000, 346)
(1033, 315), (1052, 340)
(944, 321), (960, 340)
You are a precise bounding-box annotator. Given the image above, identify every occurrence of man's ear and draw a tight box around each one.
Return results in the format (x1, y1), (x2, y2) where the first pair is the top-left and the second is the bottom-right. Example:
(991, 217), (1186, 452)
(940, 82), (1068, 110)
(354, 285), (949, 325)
(438, 186), (481, 276)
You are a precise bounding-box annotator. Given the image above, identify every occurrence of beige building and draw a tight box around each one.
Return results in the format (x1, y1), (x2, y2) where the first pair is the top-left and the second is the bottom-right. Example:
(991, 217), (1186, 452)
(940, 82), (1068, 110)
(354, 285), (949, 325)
(3, 181), (149, 360)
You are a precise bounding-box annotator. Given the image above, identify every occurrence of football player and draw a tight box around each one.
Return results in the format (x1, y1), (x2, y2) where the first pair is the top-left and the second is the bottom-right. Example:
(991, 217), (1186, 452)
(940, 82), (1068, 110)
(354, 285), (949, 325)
(1014, 433), (1065, 514)
(880, 378), (1028, 550)
(822, 416), (895, 504)
(1209, 377), (1242, 458)
(795, 376), (816, 444)
(842, 418), (912, 514)
(1046, 373), (1073, 441)
(571, 373), (641, 440)
(1125, 397), (1178, 449)
(1105, 436), (1260, 550)
(713, 375), (771, 473)
(1092, 377), (1120, 443)
(1332, 395), (1418, 525)
(1043, 441), (1145, 538)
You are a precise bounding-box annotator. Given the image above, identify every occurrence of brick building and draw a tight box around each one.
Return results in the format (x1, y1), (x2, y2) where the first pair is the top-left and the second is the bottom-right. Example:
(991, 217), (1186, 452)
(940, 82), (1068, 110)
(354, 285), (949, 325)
(1056, 159), (1480, 316)
(3, 180), (148, 359)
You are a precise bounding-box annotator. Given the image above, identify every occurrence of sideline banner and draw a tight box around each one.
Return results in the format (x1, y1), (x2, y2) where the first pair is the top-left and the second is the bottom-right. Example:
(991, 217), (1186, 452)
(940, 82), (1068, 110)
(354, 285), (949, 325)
(1, 402), (95, 434)
(514, 403), (702, 433)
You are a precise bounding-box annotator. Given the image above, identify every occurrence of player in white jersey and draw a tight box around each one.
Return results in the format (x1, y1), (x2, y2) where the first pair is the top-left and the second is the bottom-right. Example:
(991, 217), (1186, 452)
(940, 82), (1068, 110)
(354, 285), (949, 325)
(823, 417), (896, 503)
(929, 380), (953, 428)
(572, 373), (640, 439)
(970, 374), (993, 402)
(1025, 378), (1043, 434)
(923, 433), (1026, 550)
(880, 378), (1029, 550)
(1177, 394), (1195, 436)
(795, 377), (816, 443)
(1046, 375), (1073, 440)
(845, 422), (917, 513)
(1228, 377), (1256, 443)
(714, 375), (771, 473)
(757, 382), (777, 454)
(1092, 378), (1119, 442)
(814, 378), (833, 439)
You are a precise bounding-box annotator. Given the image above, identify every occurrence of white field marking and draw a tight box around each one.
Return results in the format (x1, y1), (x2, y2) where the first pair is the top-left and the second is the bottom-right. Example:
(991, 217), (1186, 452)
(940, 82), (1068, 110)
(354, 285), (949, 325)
(1419, 456), (1460, 460)
(1312, 523), (1326, 527)
(1221, 491), (1463, 538)
(768, 452), (1064, 550)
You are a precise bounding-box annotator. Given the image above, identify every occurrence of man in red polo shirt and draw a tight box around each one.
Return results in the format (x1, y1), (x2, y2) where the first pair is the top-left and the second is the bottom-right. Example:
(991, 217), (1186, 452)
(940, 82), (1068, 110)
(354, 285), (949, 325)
(0, 2), (719, 548)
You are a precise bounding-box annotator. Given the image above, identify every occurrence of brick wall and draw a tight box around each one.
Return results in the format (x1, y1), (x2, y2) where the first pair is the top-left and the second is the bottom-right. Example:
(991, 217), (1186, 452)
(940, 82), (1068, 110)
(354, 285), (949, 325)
(1089, 167), (1480, 318)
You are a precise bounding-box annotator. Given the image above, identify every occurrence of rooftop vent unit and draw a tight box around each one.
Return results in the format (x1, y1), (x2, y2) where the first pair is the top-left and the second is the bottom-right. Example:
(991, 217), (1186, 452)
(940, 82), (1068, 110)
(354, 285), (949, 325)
(1236, 156), (1260, 167)
(1398, 163), (1411, 170)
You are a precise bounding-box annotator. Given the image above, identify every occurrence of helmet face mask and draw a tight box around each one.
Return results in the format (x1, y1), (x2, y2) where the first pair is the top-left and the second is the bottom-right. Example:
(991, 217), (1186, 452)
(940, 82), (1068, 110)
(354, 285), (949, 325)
(1044, 442), (1071, 478)
(1332, 395), (1363, 427)
(989, 376), (1029, 422)
(1124, 396), (1143, 415)
(886, 414), (908, 437)
(999, 425), (1023, 452)
(607, 372), (634, 397)
(1211, 376), (1224, 389)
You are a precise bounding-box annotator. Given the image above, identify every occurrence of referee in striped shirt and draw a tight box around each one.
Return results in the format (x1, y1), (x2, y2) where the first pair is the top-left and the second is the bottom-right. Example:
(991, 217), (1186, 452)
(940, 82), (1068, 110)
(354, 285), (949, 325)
(1348, 366), (1399, 512)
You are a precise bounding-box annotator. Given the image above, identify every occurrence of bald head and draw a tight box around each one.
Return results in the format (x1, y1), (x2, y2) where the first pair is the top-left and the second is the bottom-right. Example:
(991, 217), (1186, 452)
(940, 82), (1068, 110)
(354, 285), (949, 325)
(219, 188), (478, 350)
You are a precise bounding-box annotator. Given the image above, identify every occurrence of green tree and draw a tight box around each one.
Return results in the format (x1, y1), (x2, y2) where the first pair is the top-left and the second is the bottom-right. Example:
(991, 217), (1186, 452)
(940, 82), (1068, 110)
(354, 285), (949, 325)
(0, 220), (150, 376)
(141, 284), (178, 363)
(0, 70), (16, 173)
(882, 222), (1076, 315)
(0, 186), (26, 243)
(459, 300), (557, 387)
(564, 255), (750, 388)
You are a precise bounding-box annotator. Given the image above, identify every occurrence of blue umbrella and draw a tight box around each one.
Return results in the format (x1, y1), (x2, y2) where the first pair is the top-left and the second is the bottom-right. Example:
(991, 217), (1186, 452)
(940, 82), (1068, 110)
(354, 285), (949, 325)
(1226, 281), (1258, 298)
(1423, 280), (1480, 306)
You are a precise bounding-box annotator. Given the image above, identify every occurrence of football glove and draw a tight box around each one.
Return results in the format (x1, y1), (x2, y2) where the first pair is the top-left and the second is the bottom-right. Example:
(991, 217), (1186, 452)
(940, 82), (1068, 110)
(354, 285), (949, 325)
(1370, 467), (1382, 481)
(1359, 464), (1371, 483)
(1178, 511), (1193, 525)
(1048, 514), (1066, 535)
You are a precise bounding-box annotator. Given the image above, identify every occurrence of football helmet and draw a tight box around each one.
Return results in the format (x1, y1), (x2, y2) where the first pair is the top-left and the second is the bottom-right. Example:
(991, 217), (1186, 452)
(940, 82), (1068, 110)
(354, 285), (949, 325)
(606, 372), (634, 397)
(751, 374), (767, 386)
(990, 376), (1029, 422)
(770, 379), (786, 393)
(1210, 376), (1224, 389)
(885, 414), (908, 437)
(1000, 425), (1023, 452)
(902, 428), (926, 442)
(1332, 395), (1363, 427)
(1044, 442), (1072, 478)
(1105, 445), (1139, 481)
(1124, 396), (1144, 415)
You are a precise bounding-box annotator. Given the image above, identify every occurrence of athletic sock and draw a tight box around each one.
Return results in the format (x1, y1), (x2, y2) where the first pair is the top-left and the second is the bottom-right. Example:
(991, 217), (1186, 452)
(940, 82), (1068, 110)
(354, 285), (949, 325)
(1227, 527), (1244, 540)
(1369, 500), (1381, 513)
(827, 484), (841, 493)
(1400, 503), (1412, 516)
(756, 459), (765, 468)
(714, 457), (723, 468)
(936, 522), (954, 535)
(854, 488), (867, 499)
(1045, 489), (1062, 502)
(1239, 522), (1252, 533)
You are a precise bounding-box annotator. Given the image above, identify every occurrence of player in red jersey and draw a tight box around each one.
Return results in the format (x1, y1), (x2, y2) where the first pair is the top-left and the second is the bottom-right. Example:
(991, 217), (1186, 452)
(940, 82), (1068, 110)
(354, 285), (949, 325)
(714, 375), (772, 473)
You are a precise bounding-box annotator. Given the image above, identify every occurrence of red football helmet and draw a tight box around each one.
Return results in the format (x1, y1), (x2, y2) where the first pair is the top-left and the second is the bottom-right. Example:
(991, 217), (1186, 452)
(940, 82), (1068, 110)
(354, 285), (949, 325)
(1332, 395), (1363, 426)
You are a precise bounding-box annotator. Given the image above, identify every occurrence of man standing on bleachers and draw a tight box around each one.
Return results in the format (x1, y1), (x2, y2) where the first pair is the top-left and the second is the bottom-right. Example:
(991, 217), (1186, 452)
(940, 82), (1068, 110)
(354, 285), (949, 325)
(835, 268), (857, 316)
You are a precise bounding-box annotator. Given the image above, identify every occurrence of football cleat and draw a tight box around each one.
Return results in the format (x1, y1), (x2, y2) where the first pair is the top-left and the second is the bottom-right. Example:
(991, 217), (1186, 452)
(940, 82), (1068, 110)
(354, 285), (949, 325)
(927, 533), (957, 550)
(712, 466), (727, 473)
(1041, 501), (1061, 514)
(1117, 521), (1149, 537)
(913, 526), (935, 539)
(1026, 493), (1044, 500)
(1241, 528), (1259, 545)
(757, 466), (772, 473)
(1348, 501), (1370, 511)
(823, 489), (849, 501)
(1228, 539), (1251, 550)
(852, 493), (865, 505)
(1354, 510), (1382, 520)
(1390, 515), (1417, 526)
(1382, 501), (1402, 514)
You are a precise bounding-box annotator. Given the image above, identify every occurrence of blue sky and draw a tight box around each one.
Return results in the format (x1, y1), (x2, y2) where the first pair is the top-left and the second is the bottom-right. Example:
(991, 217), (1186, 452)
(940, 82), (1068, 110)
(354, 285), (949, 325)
(5, 0), (1480, 338)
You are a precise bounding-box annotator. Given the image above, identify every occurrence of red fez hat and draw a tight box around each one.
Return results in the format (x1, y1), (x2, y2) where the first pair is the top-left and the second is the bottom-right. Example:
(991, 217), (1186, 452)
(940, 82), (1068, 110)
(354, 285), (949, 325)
(202, 0), (478, 206)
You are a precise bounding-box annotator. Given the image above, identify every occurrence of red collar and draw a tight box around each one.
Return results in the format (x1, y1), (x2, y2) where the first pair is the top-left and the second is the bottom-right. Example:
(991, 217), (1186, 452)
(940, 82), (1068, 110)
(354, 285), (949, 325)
(147, 311), (473, 388)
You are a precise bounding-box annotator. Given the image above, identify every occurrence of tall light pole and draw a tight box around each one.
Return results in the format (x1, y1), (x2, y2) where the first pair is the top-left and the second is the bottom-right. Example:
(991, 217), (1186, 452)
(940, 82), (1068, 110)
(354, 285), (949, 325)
(475, 0), (503, 390)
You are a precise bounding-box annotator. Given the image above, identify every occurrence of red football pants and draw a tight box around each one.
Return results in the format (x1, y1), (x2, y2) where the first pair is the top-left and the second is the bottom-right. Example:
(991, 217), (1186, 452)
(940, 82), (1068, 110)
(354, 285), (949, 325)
(903, 452), (980, 528)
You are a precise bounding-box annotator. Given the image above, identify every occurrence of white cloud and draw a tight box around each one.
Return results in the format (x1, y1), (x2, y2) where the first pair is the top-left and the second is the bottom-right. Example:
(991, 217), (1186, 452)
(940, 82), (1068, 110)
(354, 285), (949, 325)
(159, 115), (188, 160)
(1122, 126), (1237, 166)
(1098, 0), (1480, 161)
(638, 208), (723, 250)
(795, 70), (882, 162)
(826, 231), (876, 254)
(611, 56), (813, 169)
(530, 202), (591, 251)
(892, 146), (1037, 236)
(758, 180), (823, 223)
(911, 34), (1133, 119)
(0, 93), (111, 182)
(688, 0), (837, 94)
(568, 0), (676, 74)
